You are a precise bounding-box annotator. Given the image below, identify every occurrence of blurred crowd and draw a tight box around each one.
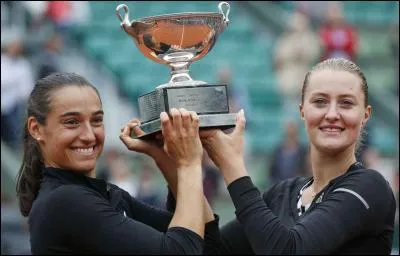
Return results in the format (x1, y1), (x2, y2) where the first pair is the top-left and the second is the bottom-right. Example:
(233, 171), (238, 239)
(1, 1), (399, 255)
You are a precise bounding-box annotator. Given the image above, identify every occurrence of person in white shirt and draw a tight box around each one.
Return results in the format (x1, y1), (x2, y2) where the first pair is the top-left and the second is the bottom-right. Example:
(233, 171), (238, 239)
(1, 28), (34, 150)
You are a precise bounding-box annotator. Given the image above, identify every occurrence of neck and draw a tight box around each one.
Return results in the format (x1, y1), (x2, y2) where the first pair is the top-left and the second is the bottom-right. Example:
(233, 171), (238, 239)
(87, 169), (96, 178)
(44, 162), (96, 178)
(310, 145), (356, 193)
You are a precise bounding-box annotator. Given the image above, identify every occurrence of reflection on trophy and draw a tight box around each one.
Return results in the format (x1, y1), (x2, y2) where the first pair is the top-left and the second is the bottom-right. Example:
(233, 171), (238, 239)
(116, 2), (236, 139)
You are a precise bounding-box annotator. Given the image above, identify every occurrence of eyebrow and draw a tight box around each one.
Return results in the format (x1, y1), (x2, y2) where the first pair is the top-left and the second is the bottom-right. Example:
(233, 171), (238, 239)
(60, 110), (104, 117)
(311, 93), (357, 99)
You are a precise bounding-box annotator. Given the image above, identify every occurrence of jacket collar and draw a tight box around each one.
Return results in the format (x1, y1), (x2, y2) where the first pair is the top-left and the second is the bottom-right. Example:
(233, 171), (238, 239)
(42, 167), (110, 199)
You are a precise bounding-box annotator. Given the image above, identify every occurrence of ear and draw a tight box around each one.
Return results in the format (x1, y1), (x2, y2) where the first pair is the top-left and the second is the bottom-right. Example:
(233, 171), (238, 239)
(362, 105), (372, 126)
(299, 104), (305, 120)
(27, 117), (44, 141)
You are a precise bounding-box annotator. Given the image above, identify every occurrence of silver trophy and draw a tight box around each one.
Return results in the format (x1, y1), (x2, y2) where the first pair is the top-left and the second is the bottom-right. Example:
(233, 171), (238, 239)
(116, 2), (236, 139)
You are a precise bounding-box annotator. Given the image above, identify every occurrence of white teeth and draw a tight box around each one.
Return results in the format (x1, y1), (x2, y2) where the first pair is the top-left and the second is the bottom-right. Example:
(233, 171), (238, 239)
(322, 128), (342, 132)
(74, 147), (94, 155)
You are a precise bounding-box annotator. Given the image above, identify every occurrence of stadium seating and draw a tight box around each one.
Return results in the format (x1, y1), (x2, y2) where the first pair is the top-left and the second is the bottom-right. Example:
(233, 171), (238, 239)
(277, 1), (399, 26)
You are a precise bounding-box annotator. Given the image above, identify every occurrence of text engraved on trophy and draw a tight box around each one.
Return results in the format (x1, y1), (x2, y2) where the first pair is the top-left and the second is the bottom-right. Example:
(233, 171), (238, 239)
(166, 85), (229, 114)
(176, 93), (201, 107)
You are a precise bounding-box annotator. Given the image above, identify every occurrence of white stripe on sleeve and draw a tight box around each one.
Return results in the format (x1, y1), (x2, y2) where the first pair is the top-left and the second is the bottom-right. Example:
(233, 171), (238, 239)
(333, 188), (370, 210)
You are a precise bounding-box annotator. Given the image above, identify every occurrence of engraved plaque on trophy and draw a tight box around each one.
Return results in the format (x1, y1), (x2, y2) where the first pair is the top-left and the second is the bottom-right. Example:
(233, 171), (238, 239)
(116, 2), (236, 139)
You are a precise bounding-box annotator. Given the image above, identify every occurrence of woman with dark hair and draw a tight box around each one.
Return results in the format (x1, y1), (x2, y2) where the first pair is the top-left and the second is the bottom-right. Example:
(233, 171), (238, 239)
(16, 72), (207, 254)
(197, 57), (396, 254)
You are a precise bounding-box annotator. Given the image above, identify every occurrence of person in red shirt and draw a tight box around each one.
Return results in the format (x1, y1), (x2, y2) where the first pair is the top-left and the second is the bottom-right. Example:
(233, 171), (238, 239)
(319, 2), (358, 62)
(46, 1), (72, 32)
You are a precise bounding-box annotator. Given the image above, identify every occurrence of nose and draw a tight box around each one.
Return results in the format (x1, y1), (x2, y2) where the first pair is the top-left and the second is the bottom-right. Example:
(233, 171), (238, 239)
(80, 122), (96, 142)
(325, 102), (340, 121)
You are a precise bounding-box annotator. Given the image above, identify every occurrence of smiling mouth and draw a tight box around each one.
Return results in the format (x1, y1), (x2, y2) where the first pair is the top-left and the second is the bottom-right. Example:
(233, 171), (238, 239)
(72, 146), (96, 156)
(319, 127), (344, 134)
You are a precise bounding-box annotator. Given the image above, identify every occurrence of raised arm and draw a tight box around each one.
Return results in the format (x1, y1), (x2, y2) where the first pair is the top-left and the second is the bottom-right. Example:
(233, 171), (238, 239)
(200, 110), (396, 254)
(160, 108), (204, 237)
(120, 114), (216, 225)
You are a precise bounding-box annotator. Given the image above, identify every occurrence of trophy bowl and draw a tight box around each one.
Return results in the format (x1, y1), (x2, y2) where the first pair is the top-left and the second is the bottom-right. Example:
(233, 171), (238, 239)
(117, 2), (230, 87)
(116, 2), (236, 139)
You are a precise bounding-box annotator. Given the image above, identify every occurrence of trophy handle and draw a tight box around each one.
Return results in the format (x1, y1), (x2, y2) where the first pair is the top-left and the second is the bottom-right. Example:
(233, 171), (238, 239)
(116, 4), (132, 27)
(218, 2), (230, 25)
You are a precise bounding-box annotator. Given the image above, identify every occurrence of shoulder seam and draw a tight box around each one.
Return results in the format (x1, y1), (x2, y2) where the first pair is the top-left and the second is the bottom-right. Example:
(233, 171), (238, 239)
(333, 188), (369, 209)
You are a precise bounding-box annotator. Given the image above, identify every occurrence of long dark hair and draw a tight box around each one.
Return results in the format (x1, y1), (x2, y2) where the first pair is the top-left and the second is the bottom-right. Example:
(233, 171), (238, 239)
(16, 72), (100, 217)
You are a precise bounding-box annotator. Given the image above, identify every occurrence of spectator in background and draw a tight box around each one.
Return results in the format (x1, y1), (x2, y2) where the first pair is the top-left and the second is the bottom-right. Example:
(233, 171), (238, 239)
(1, 28), (34, 150)
(37, 32), (64, 79)
(296, 1), (330, 28)
(21, 1), (48, 28)
(45, 1), (91, 37)
(108, 152), (139, 198)
(268, 120), (310, 186)
(46, 1), (73, 34)
(1, 2), (28, 29)
(319, 2), (358, 62)
(274, 11), (320, 115)
(22, 1), (57, 57)
(136, 166), (162, 207)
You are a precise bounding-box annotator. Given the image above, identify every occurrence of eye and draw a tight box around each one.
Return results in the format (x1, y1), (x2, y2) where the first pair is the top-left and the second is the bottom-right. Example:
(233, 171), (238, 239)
(340, 99), (354, 108)
(312, 98), (327, 107)
(63, 119), (80, 126)
(91, 116), (104, 126)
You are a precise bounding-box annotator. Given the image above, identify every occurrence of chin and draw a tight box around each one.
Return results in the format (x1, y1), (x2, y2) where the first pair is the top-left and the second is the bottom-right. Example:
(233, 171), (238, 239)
(317, 141), (353, 155)
(320, 146), (344, 154)
(71, 161), (97, 173)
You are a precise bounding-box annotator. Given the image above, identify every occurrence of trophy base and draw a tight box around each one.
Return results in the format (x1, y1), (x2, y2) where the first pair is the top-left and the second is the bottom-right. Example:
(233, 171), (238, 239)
(131, 113), (237, 139)
(134, 83), (235, 140)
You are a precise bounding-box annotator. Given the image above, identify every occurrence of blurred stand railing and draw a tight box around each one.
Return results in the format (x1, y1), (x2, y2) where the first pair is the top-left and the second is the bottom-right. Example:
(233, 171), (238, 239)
(369, 90), (399, 131)
(240, 1), (289, 34)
